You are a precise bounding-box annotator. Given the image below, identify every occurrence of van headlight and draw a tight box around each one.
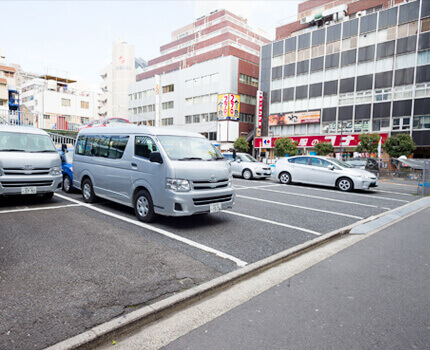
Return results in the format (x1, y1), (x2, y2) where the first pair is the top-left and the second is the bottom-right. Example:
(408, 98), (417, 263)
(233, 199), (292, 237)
(166, 179), (190, 192)
(0, 168), (3, 176)
(50, 166), (62, 175)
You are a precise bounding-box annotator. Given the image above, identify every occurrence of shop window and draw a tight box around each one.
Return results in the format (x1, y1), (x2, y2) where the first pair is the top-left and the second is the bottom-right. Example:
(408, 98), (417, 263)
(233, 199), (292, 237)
(354, 120), (370, 133)
(413, 116), (430, 129)
(338, 120), (353, 133)
(322, 121), (337, 134)
(372, 118), (390, 132)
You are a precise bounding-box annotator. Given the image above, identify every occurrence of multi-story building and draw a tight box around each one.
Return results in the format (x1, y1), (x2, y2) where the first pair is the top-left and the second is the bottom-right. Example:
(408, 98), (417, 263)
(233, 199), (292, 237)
(21, 75), (101, 130)
(256, 0), (430, 158)
(128, 9), (270, 148)
(0, 64), (18, 112)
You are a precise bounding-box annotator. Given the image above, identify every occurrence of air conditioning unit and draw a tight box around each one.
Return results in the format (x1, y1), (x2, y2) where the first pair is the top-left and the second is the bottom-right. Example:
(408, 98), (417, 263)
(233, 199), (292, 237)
(300, 17), (307, 25)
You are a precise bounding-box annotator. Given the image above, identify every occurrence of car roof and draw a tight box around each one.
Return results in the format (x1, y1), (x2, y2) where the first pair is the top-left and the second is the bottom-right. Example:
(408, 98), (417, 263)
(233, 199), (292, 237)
(78, 125), (205, 138)
(0, 125), (49, 135)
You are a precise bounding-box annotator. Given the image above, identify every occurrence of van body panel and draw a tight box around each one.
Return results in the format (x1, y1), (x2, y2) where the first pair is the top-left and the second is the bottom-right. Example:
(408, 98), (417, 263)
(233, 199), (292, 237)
(73, 126), (235, 218)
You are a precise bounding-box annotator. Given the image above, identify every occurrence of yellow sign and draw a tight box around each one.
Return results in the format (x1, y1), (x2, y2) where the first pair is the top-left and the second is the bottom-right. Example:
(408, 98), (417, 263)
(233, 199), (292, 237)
(217, 93), (240, 120)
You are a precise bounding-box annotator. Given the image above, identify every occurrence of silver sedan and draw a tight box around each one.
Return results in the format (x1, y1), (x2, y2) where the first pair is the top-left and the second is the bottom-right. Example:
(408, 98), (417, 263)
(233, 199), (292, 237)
(223, 153), (272, 180)
(274, 155), (378, 192)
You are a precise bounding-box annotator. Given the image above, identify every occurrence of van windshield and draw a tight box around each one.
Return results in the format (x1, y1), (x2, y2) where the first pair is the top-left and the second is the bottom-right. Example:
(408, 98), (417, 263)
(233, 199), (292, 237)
(157, 135), (224, 161)
(0, 131), (56, 152)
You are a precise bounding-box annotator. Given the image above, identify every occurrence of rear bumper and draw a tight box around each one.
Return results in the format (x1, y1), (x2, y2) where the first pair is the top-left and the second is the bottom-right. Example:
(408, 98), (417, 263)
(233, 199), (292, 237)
(155, 186), (236, 217)
(0, 175), (63, 196)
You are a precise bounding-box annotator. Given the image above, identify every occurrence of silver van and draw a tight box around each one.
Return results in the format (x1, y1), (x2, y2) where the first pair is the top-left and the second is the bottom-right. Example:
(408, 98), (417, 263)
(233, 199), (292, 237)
(73, 126), (235, 222)
(0, 125), (62, 198)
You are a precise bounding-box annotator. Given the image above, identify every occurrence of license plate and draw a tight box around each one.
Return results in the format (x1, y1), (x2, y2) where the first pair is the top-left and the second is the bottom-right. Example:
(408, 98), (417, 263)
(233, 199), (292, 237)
(210, 203), (222, 213)
(21, 187), (37, 195)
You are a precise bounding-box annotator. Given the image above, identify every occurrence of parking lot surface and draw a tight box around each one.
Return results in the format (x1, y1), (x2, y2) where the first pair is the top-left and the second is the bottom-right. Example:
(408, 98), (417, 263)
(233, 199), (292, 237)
(0, 177), (419, 349)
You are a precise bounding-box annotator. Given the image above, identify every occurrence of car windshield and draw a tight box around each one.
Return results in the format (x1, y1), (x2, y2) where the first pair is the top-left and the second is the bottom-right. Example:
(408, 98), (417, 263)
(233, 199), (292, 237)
(239, 154), (257, 162)
(329, 158), (354, 168)
(157, 135), (224, 161)
(346, 159), (367, 166)
(64, 151), (74, 163)
(0, 131), (56, 152)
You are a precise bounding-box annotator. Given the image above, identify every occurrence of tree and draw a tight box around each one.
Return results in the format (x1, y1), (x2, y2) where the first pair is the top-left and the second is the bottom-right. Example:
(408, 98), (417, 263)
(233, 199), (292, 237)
(355, 133), (380, 154)
(274, 137), (298, 157)
(314, 141), (334, 156)
(233, 137), (249, 153)
(384, 134), (416, 158)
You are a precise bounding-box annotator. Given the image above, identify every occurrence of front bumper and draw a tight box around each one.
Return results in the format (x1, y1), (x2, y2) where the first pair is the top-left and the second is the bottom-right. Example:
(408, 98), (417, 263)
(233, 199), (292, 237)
(254, 169), (272, 178)
(0, 174), (63, 196)
(353, 178), (379, 190)
(155, 186), (236, 217)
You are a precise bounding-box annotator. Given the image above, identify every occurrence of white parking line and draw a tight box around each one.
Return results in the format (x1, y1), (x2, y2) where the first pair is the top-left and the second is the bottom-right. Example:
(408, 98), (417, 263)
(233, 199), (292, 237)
(0, 203), (82, 215)
(234, 184), (280, 190)
(236, 194), (363, 219)
(372, 189), (415, 196)
(236, 185), (388, 209)
(55, 194), (248, 268)
(223, 210), (321, 236)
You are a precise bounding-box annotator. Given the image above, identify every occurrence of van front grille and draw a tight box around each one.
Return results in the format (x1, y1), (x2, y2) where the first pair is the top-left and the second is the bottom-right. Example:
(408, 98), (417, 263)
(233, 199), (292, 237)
(192, 178), (229, 190)
(0, 180), (53, 188)
(3, 168), (50, 175)
(193, 194), (232, 206)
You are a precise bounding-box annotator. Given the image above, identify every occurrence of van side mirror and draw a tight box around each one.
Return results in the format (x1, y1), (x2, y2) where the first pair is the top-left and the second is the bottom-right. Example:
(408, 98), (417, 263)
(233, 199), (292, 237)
(149, 151), (163, 164)
(328, 165), (334, 170)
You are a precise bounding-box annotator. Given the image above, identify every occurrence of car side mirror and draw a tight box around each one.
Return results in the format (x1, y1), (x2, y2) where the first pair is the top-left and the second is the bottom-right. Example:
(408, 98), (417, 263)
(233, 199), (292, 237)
(236, 159), (241, 163)
(149, 151), (163, 164)
(328, 165), (334, 170)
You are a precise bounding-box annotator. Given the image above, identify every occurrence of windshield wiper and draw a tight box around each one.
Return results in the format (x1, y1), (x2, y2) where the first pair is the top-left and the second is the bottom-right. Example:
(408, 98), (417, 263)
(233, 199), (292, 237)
(0, 149), (25, 152)
(177, 157), (203, 161)
(30, 150), (56, 153)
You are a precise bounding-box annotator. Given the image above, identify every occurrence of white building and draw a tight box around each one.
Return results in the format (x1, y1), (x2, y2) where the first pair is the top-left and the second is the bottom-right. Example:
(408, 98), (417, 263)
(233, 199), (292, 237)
(21, 75), (101, 130)
(100, 39), (136, 119)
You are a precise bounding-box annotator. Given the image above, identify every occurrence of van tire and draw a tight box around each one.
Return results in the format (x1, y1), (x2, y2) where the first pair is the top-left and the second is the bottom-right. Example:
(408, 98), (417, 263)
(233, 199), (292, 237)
(42, 192), (54, 200)
(134, 189), (156, 223)
(63, 175), (72, 193)
(279, 171), (292, 184)
(82, 178), (96, 203)
(242, 169), (253, 180)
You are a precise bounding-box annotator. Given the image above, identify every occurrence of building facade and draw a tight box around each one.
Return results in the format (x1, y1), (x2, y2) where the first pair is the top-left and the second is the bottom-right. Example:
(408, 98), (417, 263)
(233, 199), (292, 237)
(100, 39), (137, 119)
(257, 0), (430, 157)
(129, 9), (270, 148)
(0, 64), (18, 113)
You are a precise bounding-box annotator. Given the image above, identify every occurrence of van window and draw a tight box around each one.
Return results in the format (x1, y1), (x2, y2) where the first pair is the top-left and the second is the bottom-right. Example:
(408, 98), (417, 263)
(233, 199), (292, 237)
(76, 136), (85, 155)
(84, 136), (97, 156)
(77, 135), (129, 159)
(135, 136), (158, 159)
(108, 136), (129, 159)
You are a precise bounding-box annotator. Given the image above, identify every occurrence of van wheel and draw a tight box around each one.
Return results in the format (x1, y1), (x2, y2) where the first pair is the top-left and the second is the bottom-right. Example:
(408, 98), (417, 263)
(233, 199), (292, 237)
(82, 178), (96, 203)
(337, 177), (353, 192)
(242, 169), (253, 180)
(279, 172), (292, 184)
(42, 192), (54, 200)
(134, 189), (155, 223)
(63, 175), (72, 193)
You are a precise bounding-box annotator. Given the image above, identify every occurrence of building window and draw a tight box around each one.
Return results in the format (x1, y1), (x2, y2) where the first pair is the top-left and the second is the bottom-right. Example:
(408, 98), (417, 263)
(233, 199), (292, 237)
(81, 101), (89, 109)
(44, 114), (50, 120)
(81, 117), (89, 124)
(356, 90), (373, 103)
(354, 120), (370, 133)
(413, 116), (430, 129)
(393, 85), (413, 99)
(192, 114), (200, 123)
(239, 73), (258, 87)
(185, 115), (192, 124)
(374, 88), (392, 101)
(372, 118), (390, 132)
(62, 98), (71, 107)
(161, 118), (173, 126)
(392, 117), (411, 131)
(162, 84), (174, 93)
(416, 83), (430, 97)
(339, 93), (354, 105)
(209, 112), (217, 121)
(162, 101), (174, 110)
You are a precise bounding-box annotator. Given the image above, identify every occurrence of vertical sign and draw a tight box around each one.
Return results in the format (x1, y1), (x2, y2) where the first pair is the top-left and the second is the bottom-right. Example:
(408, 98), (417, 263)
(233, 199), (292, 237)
(256, 90), (263, 137)
(155, 74), (160, 127)
(217, 93), (240, 120)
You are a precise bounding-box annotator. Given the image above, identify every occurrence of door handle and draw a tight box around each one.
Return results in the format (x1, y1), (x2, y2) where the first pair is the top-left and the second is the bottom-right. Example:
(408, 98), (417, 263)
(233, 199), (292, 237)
(131, 162), (137, 167)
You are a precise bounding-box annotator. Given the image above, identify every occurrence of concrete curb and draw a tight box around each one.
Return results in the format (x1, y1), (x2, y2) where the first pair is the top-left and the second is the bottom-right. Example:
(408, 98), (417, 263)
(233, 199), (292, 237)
(46, 196), (429, 350)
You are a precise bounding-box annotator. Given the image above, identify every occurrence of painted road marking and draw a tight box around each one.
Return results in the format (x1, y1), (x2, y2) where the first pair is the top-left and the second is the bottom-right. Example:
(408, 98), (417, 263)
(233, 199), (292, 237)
(55, 193), (248, 268)
(236, 185), (388, 209)
(236, 194), (363, 219)
(223, 210), (321, 236)
(0, 203), (82, 214)
(372, 189), (415, 196)
(378, 180), (418, 187)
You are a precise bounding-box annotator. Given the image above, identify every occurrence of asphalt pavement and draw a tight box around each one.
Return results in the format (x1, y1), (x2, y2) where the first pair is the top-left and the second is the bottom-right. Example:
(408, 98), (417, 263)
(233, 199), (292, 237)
(0, 177), (421, 349)
(163, 206), (430, 350)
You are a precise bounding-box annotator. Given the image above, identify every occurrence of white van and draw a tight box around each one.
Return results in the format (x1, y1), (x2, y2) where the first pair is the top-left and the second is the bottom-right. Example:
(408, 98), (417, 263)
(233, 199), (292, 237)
(0, 125), (62, 198)
(73, 126), (235, 222)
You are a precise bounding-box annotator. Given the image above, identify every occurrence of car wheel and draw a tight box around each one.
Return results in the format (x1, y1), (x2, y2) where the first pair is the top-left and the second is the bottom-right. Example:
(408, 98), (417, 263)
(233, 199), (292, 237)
(82, 178), (96, 203)
(42, 192), (54, 200)
(134, 189), (156, 222)
(337, 177), (353, 192)
(242, 169), (253, 180)
(63, 175), (72, 193)
(279, 171), (292, 184)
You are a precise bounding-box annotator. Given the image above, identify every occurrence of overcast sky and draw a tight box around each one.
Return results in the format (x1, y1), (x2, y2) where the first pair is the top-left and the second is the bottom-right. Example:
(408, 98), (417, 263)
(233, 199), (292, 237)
(0, 0), (300, 86)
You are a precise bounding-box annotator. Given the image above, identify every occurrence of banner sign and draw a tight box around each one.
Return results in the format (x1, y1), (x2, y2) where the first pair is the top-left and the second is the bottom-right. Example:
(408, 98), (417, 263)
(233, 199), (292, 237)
(269, 111), (321, 126)
(256, 90), (263, 128)
(255, 133), (389, 149)
(217, 93), (240, 120)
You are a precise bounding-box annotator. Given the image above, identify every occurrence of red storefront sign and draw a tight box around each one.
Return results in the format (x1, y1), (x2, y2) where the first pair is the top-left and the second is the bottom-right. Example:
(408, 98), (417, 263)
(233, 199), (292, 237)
(255, 133), (389, 148)
(257, 90), (263, 129)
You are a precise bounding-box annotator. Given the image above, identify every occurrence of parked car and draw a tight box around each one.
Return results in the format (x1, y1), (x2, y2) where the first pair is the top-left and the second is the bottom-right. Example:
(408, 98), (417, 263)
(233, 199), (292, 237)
(223, 152), (272, 180)
(78, 119), (101, 131)
(274, 155), (378, 192)
(58, 145), (74, 193)
(73, 126), (235, 222)
(0, 125), (62, 198)
(78, 118), (130, 132)
(344, 157), (380, 176)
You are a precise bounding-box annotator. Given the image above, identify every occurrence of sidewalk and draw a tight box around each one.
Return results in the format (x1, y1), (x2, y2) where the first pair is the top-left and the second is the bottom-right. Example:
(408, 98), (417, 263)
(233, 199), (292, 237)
(162, 206), (430, 349)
